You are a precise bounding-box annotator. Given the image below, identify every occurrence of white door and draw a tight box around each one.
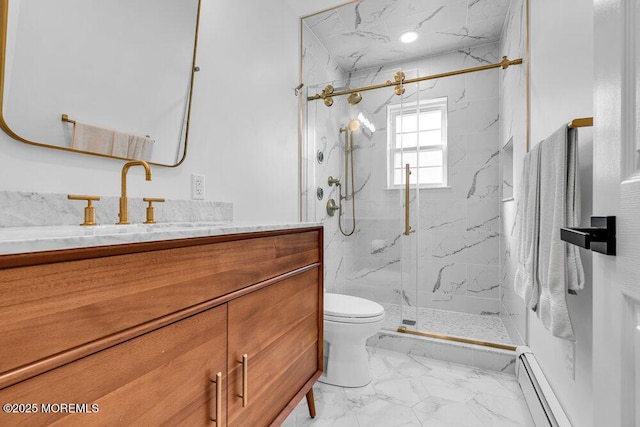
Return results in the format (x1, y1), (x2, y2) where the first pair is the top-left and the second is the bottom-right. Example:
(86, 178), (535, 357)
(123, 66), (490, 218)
(593, 0), (640, 425)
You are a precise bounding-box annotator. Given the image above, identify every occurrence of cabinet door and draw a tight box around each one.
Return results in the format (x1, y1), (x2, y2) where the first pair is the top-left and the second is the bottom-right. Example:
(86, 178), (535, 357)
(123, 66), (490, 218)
(0, 305), (227, 427)
(227, 267), (320, 427)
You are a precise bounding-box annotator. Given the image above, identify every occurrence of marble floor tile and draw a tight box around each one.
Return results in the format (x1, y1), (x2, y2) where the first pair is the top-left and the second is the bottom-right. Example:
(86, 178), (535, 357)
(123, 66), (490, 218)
(284, 348), (533, 426)
(381, 303), (513, 344)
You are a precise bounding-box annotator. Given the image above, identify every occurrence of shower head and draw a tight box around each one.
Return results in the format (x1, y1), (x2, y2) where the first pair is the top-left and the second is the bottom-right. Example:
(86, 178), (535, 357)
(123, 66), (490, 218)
(348, 92), (363, 105)
(348, 119), (361, 132)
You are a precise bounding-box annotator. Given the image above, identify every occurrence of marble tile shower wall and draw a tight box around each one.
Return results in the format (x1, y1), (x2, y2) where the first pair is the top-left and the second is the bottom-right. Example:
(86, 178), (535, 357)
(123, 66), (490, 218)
(302, 23), (347, 294)
(499, 0), (527, 345)
(341, 42), (503, 316)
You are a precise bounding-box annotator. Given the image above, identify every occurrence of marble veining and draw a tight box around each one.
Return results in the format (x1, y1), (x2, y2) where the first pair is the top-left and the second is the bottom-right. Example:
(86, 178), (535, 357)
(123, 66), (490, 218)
(0, 221), (320, 255)
(0, 191), (319, 256)
(304, 0), (511, 72)
(0, 191), (232, 227)
(499, 0), (527, 346)
(283, 348), (533, 426)
(332, 42), (502, 314)
(304, 1), (513, 335)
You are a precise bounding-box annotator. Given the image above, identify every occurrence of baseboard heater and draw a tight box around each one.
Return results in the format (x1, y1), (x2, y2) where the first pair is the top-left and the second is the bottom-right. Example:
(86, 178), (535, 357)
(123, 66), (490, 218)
(515, 346), (572, 427)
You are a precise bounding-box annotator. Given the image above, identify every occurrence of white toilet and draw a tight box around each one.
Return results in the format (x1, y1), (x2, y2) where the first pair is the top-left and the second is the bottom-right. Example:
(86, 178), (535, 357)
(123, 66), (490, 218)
(319, 293), (385, 387)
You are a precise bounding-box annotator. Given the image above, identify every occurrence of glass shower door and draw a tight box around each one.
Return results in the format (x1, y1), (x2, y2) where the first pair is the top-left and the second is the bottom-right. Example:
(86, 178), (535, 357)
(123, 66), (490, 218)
(394, 73), (421, 333)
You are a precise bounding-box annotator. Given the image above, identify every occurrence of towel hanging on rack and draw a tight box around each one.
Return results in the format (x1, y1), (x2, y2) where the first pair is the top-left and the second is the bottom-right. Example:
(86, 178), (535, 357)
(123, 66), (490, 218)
(69, 117), (154, 161)
(514, 123), (584, 341)
(514, 143), (541, 312)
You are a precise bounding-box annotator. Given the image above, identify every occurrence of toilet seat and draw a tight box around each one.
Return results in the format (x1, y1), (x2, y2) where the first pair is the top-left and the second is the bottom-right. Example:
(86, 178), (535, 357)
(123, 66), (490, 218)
(324, 293), (385, 324)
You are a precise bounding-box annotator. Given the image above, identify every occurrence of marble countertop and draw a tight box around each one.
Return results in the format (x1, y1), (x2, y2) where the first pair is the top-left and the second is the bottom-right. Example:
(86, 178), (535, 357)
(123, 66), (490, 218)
(0, 221), (321, 255)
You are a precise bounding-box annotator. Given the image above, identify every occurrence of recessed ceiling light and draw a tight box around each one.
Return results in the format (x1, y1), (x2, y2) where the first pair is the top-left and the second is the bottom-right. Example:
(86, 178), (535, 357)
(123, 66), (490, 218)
(400, 31), (419, 44)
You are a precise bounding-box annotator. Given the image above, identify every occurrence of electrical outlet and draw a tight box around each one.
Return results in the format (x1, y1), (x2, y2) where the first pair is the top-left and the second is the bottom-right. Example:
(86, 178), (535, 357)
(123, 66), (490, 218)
(191, 174), (205, 200)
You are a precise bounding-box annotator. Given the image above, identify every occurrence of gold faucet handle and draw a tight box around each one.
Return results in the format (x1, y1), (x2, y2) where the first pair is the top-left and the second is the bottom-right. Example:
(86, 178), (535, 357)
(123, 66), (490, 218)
(67, 194), (101, 226)
(143, 197), (165, 224)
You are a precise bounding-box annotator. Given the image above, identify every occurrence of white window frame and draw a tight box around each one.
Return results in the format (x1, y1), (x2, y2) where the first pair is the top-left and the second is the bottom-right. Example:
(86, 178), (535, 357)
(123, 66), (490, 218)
(386, 97), (448, 189)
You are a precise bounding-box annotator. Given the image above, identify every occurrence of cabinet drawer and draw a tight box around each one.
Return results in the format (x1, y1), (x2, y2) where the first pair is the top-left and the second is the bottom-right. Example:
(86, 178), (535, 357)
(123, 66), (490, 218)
(0, 305), (228, 427)
(0, 229), (320, 379)
(227, 267), (321, 426)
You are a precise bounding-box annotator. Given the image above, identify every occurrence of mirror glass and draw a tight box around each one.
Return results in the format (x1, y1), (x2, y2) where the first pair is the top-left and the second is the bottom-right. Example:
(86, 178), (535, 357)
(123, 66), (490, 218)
(0, 0), (200, 166)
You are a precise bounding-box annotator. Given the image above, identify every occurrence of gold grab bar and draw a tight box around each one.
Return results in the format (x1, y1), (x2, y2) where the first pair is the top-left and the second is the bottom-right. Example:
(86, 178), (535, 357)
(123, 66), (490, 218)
(210, 372), (223, 424)
(405, 164), (410, 236)
(308, 56), (523, 105)
(239, 354), (248, 407)
(61, 114), (76, 125)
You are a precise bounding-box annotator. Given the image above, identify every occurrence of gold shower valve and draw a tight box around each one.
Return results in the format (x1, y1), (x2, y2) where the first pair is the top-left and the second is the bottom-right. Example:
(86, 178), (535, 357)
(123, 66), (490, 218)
(67, 194), (100, 226)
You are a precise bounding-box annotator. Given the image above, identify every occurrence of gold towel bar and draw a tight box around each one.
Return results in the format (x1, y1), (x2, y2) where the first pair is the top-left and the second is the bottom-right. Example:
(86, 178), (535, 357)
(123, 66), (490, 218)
(61, 114), (151, 138)
(61, 114), (76, 125)
(527, 116), (594, 152)
(568, 117), (593, 128)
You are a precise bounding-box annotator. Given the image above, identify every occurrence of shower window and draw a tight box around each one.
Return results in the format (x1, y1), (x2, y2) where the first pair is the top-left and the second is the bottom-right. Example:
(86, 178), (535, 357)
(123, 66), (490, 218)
(387, 97), (448, 189)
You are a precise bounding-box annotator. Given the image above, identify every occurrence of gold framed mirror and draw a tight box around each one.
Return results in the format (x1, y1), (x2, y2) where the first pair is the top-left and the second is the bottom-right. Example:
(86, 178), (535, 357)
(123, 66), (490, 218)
(0, 0), (201, 167)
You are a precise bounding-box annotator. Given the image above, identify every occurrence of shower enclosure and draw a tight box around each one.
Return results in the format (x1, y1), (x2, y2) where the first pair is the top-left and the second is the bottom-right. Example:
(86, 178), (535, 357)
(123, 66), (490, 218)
(301, 0), (527, 349)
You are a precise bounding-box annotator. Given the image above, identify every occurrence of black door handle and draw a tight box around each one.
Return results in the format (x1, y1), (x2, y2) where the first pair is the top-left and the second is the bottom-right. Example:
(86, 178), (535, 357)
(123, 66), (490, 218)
(561, 216), (616, 256)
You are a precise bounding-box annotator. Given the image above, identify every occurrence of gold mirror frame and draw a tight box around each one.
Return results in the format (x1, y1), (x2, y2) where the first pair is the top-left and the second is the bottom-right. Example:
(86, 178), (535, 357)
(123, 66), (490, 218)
(0, 0), (202, 168)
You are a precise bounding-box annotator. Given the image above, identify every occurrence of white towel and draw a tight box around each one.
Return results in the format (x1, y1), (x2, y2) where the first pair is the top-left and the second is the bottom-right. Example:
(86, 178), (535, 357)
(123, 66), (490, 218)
(71, 121), (115, 156)
(112, 130), (130, 158)
(72, 121), (154, 161)
(536, 125), (583, 340)
(113, 131), (154, 161)
(127, 135), (154, 161)
(514, 143), (541, 311)
(565, 127), (584, 294)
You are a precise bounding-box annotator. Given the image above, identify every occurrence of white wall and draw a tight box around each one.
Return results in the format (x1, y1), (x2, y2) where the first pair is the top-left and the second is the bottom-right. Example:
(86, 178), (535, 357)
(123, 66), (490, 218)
(0, 0), (300, 223)
(528, 0), (593, 425)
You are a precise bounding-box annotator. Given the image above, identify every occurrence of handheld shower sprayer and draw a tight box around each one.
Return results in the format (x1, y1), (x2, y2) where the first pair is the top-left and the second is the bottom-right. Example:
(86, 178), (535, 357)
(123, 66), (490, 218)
(332, 121), (360, 236)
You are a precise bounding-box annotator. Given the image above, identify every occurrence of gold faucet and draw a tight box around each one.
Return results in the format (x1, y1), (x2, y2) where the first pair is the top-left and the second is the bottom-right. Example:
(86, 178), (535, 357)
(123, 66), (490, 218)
(117, 161), (152, 224)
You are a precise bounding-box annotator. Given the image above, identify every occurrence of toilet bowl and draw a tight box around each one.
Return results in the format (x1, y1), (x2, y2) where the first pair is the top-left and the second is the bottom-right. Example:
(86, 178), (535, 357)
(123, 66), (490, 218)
(319, 293), (385, 387)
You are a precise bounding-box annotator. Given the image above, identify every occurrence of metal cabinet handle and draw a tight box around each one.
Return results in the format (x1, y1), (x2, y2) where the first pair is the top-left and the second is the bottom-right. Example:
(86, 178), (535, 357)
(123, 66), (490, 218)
(211, 372), (222, 424)
(405, 164), (411, 236)
(239, 354), (248, 407)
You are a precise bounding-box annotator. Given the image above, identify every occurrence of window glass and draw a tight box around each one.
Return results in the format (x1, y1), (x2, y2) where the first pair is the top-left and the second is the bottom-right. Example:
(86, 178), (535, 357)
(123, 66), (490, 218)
(387, 97), (448, 188)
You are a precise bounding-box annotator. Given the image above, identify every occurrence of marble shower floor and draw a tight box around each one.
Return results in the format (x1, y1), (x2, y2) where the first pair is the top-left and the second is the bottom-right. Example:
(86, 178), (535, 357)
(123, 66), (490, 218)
(380, 303), (513, 345)
(283, 347), (534, 426)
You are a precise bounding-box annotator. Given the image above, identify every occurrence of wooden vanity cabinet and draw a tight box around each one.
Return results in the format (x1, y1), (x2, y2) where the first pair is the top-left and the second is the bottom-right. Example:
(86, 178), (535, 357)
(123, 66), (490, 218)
(0, 227), (323, 427)
(227, 267), (320, 427)
(0, 305), (229, 426)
